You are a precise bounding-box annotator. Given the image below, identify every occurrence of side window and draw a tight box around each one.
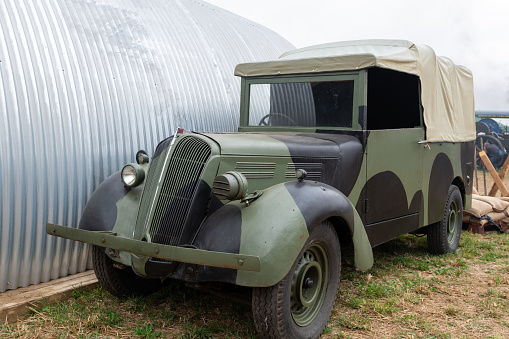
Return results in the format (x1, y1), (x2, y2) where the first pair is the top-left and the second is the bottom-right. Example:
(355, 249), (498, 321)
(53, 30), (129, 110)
(366, 68), (421, 130)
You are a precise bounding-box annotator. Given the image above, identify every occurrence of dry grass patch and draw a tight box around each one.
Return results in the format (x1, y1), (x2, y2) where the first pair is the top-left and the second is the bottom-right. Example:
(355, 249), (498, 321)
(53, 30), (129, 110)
(325, 232), (509, 339)
(2, 232), (509, 338)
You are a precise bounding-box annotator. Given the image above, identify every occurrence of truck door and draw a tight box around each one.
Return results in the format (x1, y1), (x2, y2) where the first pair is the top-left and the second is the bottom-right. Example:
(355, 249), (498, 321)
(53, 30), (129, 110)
(361, 68), (424, 246)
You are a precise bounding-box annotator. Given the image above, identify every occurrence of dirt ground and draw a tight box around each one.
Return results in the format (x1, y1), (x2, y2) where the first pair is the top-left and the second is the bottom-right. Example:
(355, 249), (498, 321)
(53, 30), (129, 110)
(475, 168), (509, 196)
(327, 258), (509, 338)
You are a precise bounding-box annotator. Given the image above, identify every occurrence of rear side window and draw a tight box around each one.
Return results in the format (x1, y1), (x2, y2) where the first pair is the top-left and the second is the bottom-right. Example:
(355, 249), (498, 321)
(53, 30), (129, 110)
(367, 68), (421, 130)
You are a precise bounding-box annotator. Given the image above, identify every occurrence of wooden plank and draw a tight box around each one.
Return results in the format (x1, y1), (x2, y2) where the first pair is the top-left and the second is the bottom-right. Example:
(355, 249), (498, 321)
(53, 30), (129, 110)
(0, 271), (98, 323)
(468, 222), (484, 234)
(479, 151), (509, 197)
(488, 154), (509, 196)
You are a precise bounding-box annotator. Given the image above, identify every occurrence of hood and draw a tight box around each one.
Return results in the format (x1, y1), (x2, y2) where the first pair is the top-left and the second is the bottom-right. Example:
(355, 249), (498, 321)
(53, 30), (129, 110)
(202, 132), (364, 196)
(202, 132), (357, 157)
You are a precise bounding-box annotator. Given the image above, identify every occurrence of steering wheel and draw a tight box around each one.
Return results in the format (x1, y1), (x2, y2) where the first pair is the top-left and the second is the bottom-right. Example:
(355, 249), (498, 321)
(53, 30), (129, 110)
(258, 113), (298, 126)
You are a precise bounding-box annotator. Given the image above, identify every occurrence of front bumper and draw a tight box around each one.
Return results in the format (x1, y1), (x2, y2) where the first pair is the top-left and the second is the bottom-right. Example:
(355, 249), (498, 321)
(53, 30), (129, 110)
(46, 223), (260, 272)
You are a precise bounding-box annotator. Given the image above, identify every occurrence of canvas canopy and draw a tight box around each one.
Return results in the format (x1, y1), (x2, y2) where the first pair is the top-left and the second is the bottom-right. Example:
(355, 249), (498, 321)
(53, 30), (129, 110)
(235, 40), (476, 142)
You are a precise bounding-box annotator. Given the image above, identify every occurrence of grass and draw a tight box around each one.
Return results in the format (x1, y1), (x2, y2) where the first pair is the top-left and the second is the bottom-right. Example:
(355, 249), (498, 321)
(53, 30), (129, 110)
(3, 231), (509, 338)
(328, 231), (509, 338)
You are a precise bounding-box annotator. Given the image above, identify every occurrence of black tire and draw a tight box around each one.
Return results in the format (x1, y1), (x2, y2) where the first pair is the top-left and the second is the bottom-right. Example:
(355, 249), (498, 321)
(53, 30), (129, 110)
(476, 134), (506, 154)
(252, 221), (341, 339)
(475, 134), (507, 167)
(427, 185), (463, 254)
(92, 245), (162, 298)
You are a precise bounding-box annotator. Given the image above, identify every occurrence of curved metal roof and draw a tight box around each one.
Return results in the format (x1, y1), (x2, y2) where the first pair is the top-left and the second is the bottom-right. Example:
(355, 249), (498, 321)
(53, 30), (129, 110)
(0, 0), (294, 292)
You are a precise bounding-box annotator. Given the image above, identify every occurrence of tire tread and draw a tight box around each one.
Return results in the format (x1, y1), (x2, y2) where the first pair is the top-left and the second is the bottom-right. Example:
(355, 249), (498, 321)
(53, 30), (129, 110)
(252, 221), (340, 339)
(427, 185), (462, 254)
(92, 246), (161, 298)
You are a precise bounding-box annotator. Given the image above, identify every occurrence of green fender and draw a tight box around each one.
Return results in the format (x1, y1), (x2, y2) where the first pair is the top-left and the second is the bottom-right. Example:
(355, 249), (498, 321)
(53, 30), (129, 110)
(79, 169), (147, 238)
(230, 180), (373, 287)
(78, 166), (148, 268)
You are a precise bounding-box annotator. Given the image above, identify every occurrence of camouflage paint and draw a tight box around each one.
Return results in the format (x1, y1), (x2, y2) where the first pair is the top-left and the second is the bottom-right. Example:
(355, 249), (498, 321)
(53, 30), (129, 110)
(183, 133), (372, 285)
(364, 128), (424, 216)
(78, 169), (145, 233)
(53, 128), (473, 284)
(234, 183), (308, 287)
(210, 132), (364, 195)
(461, 141), (475, 207)
(272, 133), (364, 195)
(232, 180), (372, 286)
(47, 65), (474, 289)
(284, 181), (372, 271)
(422, 142), (474, 224)
(428, 153), (455, 224)
(356, 128), (424, 246)
(190, 204), (244, 284)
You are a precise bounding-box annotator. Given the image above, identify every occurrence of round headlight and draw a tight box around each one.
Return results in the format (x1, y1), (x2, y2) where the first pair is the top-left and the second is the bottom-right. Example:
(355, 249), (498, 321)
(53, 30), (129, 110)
(212, 171), (248, 200)
(121, 163), (145, 187)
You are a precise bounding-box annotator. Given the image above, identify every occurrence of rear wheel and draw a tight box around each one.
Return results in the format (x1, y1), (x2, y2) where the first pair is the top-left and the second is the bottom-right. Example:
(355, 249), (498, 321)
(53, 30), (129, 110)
(427, 185), (463, 254)
(252, 221), (341, 339)
(92, 245), (162, 298)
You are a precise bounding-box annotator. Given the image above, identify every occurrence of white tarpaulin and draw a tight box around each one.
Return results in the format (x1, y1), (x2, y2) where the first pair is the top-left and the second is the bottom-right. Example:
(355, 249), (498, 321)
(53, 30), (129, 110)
(235, 39), (476, 142)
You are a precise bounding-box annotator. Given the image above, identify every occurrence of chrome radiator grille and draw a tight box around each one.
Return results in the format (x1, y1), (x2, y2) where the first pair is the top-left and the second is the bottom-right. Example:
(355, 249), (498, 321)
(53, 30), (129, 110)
(136, 136), (211, 246)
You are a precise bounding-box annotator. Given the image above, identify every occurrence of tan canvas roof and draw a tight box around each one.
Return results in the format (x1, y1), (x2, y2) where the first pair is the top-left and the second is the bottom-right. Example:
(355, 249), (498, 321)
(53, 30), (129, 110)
(235, 40), (476, 142)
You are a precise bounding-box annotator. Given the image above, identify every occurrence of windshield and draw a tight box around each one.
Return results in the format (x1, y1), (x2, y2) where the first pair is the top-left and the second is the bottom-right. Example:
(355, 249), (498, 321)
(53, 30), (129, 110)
(248, 80), (354, 127)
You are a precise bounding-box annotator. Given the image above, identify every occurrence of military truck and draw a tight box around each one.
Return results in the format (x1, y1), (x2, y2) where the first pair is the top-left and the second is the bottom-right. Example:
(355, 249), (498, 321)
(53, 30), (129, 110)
(47, 40), (476, 338)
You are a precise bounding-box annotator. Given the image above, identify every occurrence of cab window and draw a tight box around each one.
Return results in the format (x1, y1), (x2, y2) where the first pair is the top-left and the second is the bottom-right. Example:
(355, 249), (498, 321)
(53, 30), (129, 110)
(248, 80), (354, 128)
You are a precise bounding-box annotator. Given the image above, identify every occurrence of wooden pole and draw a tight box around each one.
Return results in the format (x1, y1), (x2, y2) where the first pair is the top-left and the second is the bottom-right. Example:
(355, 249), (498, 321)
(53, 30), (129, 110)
(480, 137), (487, 195)
(488, 154), (509, 196)
(483, 157), (487, 195)
(475, 146), (478, 194)
(479, 150), (509, 197)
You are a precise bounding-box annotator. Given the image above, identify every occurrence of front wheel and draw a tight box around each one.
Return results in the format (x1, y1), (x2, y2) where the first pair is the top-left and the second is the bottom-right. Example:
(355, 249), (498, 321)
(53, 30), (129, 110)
(252, 221), (341, 339)
(92, 245), (162, 298)
(427, 185), (463, 254)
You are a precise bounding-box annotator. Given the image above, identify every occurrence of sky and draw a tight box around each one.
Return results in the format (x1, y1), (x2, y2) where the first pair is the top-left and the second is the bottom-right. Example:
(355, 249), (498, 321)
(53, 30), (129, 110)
(206, 0), (509, 112)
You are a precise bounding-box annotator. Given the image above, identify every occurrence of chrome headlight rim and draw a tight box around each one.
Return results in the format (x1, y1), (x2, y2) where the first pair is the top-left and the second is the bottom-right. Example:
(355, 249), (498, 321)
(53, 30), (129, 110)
(121, 163), (145, 187)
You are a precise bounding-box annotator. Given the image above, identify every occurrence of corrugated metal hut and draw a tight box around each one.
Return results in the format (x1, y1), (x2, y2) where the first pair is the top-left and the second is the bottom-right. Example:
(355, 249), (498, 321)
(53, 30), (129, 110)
(0, 0), (294, 292)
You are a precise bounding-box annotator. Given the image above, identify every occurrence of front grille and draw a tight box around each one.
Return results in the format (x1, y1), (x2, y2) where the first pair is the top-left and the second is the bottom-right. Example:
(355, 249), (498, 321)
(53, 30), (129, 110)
(136, 139), (173, 232)
(136, 136), (211, 246)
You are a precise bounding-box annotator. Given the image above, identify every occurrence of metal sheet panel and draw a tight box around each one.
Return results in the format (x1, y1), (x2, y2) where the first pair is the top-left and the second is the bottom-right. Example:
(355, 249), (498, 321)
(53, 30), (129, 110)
(0, 0), (294, 292)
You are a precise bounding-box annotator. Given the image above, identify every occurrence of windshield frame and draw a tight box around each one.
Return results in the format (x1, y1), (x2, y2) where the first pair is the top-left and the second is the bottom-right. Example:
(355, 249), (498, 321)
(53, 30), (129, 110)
(238, 70), (365, 132)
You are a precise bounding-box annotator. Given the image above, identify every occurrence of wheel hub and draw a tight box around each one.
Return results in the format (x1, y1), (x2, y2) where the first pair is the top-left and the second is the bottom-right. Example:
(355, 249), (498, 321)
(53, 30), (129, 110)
(297, 261), (322, 307)
(447, 200), (459, 243)
(290, 244), (329, 327)
(304, 277), (314, 289)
